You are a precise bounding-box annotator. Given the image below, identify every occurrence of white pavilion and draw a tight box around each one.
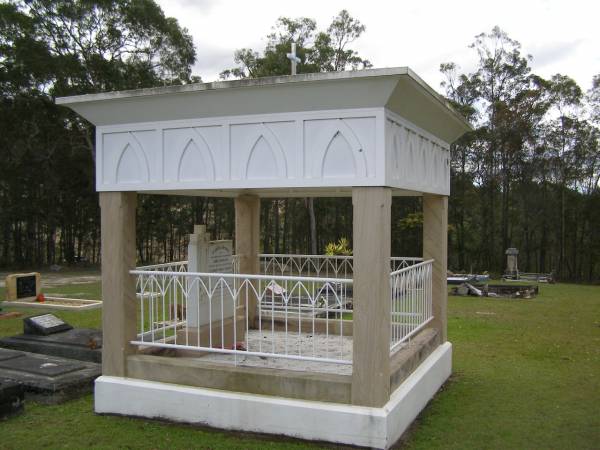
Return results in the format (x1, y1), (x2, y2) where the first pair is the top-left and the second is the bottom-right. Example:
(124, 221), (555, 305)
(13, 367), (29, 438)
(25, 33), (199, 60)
(57, 67), (471, 449)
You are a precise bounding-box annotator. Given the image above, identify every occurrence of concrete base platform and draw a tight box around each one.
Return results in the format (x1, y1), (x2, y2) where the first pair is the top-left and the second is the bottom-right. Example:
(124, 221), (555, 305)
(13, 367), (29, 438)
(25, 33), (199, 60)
(96, 342), (452, 449)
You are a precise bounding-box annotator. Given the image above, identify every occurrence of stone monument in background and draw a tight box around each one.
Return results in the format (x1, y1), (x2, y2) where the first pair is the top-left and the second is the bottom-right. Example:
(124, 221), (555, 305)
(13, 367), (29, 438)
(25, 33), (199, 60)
(186, 225), (235, 328)
(505, 248), (519, 278)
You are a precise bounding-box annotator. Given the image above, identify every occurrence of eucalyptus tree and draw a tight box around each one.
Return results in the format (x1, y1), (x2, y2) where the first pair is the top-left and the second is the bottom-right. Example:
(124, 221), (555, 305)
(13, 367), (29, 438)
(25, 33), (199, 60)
(0, 0), (196, 266)
(539, 75), (584, 276)
(588, 75), (600, 126)
(220, 10), (371, 255)
(440, 27), (548, 271)
(440, 62), (479, 269)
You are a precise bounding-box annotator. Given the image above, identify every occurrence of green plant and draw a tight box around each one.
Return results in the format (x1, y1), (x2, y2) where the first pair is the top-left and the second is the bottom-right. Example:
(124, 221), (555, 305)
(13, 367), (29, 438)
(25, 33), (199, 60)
(324, 237), (352, 256)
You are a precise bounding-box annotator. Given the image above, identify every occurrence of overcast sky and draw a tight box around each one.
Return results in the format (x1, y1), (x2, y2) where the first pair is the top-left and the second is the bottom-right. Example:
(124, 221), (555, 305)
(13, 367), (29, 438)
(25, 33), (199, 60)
(156, 0), (599, 93)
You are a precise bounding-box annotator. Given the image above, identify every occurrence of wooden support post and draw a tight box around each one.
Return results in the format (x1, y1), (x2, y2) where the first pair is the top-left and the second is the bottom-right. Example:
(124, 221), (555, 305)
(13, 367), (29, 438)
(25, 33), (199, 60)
(423, 194), (448, 342)
(351, 187), (391, 407)
(99, 192), (137, 377)
(235, 195), (260, 326)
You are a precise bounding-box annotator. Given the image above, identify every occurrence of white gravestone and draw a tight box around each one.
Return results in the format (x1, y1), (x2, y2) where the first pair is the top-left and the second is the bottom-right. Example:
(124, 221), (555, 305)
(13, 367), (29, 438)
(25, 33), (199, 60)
(186, 226), (235, 328)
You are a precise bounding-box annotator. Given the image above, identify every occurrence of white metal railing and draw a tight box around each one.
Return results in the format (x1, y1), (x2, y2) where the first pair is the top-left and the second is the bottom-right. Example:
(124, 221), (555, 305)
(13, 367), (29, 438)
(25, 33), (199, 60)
(260, 254), (422, 279)
(231, 254), (240, 274)
(390, 256), (424, 272)
(136, 260), (188, 272)
(132, 269), (353, 364)
(389, 259), (434, 354)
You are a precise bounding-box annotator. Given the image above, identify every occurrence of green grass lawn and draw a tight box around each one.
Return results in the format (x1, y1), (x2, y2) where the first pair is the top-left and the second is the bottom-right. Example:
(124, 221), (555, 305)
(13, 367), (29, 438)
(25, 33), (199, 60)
(0, 279), (599, 449)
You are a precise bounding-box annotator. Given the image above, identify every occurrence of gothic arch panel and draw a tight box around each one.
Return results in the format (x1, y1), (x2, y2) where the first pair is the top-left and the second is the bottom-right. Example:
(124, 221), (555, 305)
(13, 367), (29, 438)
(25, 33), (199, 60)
(115, 135), (150, 184)
(245, 135), (279, 179)
(312, 119), (367, 179)
(177, 138), (214, 182)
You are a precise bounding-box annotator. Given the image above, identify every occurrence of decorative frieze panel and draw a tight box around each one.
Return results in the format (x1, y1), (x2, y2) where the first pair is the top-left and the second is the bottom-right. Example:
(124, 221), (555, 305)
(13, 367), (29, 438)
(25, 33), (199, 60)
(230, 121), (295, 181)
(102, 130), (156, 185)
(385, 111), (450, 195)
(96, 109), (381, 192)
(304, 118), (374, 180)
(95, 108), (451, 195)
(163, 126), (222, 183)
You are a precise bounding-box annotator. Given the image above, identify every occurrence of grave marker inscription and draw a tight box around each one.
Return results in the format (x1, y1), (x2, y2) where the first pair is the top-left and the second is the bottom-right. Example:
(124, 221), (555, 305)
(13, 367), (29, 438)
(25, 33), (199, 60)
(16, 275), (37, 298)
(23, 314), (73, 336)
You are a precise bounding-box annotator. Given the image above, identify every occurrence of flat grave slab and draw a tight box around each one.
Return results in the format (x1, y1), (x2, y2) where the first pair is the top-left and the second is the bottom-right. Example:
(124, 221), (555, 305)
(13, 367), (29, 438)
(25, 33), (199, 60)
(0, 329), (102, 363)
(0, 348), (100, 404)
(0, 378), (25, 419)
(0, 314), (102, 363)
(0, 348), (23, 362)
(0, 354), (85, 376)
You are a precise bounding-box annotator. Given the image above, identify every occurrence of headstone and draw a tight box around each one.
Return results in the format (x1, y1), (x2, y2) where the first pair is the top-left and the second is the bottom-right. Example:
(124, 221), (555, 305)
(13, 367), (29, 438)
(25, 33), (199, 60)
(5, 272), (41, 301)
(187, 225), (234, 327)
(23, 314), (73, 336)
(0, 348), (100, 404)
(505, 248), (519, 277)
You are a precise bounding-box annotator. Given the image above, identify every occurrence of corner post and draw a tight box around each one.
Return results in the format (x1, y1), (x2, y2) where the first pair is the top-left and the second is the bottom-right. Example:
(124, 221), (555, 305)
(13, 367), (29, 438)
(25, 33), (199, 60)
(351, 187), (392, 407)
(234, 195), (260, 325)
(99, 191), (137, 377)
(423, 194), (448, 341)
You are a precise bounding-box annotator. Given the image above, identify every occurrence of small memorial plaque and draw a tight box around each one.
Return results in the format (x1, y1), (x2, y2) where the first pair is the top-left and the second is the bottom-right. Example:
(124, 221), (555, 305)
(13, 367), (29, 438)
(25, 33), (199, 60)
(23, 314), (73, 336)
(16, 275), (37, 298)
(207, 241), (233, 273)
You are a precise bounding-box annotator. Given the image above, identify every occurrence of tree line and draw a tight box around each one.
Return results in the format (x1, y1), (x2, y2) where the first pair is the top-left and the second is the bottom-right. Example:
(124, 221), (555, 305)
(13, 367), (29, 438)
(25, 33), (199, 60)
(0, 2), (598, 281)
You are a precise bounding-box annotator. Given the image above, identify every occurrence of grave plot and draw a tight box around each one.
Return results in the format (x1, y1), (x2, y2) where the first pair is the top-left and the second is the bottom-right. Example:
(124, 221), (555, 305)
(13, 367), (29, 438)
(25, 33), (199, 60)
(3, 271), (101, 310)
(0, 348), (100, 404)
(0, 315), (101, 403)
(0, 314), (102, 363)
(451, 283), (539, 299)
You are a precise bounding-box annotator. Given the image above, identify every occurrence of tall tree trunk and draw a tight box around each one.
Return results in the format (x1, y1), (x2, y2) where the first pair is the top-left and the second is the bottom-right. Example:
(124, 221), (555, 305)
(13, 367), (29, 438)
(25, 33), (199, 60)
(282, 199), (289, 254)
(559, 185), (565, 279)
(274, 200), (280, 254)
(307, 197), (317, 254)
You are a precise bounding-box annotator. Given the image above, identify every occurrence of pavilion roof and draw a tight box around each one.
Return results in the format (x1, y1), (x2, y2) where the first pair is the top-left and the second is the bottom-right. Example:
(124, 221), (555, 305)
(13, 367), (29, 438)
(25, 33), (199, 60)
(56, 67), (471, 143)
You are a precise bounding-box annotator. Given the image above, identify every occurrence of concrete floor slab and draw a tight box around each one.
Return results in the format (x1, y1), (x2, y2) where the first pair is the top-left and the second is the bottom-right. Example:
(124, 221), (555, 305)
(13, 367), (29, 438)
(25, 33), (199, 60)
(199, 329), (354, 375)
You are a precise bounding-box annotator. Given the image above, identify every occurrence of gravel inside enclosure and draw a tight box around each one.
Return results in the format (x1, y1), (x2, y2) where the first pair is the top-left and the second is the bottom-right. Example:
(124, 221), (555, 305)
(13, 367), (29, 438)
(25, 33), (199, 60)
(200, 330), (353, 375)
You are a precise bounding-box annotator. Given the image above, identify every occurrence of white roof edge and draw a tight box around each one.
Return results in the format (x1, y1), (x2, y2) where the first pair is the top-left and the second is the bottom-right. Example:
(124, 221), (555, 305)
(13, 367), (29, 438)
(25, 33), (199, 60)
(403, 68), (473, 132)
(56, 67), (409, 104)
(55, 66), (472, 133)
